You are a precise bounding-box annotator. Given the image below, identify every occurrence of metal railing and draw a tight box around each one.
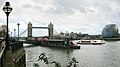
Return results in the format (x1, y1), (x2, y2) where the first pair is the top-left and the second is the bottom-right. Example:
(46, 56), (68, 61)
(0, 39), (5, 59)
(10, 42), (23, 53)
(0, 38), (24, 67)
(0, 39), (5, 67)
(0, 46), (5, 58)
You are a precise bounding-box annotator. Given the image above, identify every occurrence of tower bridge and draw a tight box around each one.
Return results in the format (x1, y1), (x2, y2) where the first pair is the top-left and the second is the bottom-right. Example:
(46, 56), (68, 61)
(27, 22), (54, 40)
(17, 21), (60, 41)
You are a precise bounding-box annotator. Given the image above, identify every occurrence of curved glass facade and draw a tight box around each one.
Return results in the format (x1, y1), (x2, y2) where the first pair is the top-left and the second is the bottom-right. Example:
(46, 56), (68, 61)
(102, 24), (119, 38)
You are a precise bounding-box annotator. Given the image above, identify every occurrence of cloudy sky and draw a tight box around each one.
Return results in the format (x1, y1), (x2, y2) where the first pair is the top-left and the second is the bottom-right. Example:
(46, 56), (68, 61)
(0, 0), (120, 37)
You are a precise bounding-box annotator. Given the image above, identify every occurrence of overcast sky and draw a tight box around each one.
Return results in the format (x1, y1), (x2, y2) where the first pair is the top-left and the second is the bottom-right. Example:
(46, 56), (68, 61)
(0, 0), (120, 37)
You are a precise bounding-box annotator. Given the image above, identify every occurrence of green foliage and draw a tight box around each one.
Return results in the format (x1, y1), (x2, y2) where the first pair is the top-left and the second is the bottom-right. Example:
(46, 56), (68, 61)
(66, 57), (78, 67)
(37, 53), (79, 67)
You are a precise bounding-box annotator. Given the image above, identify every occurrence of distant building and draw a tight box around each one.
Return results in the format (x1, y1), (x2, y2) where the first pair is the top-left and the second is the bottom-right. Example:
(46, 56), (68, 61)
(0, 25), (7, 31)
(0, 25), (6, 38)
(102, 24), (119, 38)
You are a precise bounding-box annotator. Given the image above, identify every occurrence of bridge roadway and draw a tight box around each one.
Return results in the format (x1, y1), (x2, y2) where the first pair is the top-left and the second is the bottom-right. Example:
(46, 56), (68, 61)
(32, 27), (49, 29)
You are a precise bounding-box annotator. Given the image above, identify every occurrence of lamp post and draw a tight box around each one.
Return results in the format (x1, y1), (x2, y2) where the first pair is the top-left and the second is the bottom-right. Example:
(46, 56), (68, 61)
(3, 2), (12, 50)
(11, 32), (12, 38)
(14, 29), (16, 37)
(17, 23), (20, 41)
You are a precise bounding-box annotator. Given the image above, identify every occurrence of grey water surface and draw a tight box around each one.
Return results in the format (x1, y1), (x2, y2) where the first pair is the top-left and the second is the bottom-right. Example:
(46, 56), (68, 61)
(25, 41), (120, 67)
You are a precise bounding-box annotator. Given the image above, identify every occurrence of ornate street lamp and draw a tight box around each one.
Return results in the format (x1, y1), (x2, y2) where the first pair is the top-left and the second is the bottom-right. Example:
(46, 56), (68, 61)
(3, 2), (13, 50)
(17, 23), (20, 41)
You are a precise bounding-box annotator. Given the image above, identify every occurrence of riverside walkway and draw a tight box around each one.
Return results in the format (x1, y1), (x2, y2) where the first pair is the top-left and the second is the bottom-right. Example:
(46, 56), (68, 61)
(0, 38), (26, 67)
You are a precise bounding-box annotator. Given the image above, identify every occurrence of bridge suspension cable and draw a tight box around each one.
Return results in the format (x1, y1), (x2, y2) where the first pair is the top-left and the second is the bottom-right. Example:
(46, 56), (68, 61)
(18, 28), (59, 37)
(53, 29), (59, 35)
(19, 29), (27, 37)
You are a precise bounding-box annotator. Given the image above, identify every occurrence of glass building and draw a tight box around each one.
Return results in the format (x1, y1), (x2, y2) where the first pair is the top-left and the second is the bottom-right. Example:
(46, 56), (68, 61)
(102, 24), (119, 38)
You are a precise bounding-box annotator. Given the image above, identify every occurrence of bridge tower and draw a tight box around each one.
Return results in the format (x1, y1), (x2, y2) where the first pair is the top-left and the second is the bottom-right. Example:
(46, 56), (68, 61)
(48, 22), (53, 39)
(28, 22), (32, 40)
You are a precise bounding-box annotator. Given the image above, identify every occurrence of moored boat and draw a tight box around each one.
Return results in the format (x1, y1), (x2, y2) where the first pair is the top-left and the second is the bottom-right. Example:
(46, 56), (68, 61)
(26, 38), (80, 49)
(77, 40), (105, 45)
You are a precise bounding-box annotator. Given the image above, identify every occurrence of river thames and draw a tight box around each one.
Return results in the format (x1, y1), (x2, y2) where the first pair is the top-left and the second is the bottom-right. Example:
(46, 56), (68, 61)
(25, 41), (120, 67)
